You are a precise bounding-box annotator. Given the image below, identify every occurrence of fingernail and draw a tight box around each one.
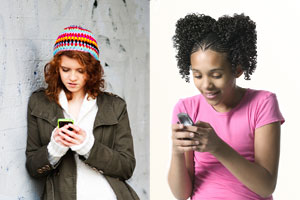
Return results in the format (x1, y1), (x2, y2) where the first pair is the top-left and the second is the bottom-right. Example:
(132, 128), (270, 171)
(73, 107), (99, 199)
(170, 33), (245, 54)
(190, 133), (194, 137)
(195, 141), (199, 145)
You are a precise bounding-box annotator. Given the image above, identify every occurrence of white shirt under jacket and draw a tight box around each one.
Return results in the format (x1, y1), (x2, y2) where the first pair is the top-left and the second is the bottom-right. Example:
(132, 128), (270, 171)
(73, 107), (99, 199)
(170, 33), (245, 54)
(47, 90), (117, 200)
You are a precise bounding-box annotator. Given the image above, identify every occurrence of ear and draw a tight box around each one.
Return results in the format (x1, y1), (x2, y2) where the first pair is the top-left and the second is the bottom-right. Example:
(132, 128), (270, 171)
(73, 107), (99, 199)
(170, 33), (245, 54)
(234, 65), (243, 78)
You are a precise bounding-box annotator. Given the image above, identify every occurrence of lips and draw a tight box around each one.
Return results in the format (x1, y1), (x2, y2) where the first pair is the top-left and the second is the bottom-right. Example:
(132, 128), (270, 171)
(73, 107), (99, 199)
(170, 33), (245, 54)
(68, 83), (77, 88)
(203, 91), (220, 99)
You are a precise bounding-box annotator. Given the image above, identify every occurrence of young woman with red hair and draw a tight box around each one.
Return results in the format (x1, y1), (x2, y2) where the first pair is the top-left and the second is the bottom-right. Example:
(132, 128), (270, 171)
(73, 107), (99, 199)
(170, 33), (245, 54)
(25, 25), (139, 200)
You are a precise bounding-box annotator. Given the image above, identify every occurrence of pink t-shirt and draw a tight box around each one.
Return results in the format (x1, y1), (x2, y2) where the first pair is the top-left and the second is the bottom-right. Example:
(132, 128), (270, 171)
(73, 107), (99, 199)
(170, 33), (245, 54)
(172, 89), (284, 200)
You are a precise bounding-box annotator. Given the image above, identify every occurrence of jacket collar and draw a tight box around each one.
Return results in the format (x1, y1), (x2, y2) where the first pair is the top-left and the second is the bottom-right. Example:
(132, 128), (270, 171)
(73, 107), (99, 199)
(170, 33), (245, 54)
(30, 90), (118, 128)
(30, 94), (64, 127)
(93, 92), (118, 128)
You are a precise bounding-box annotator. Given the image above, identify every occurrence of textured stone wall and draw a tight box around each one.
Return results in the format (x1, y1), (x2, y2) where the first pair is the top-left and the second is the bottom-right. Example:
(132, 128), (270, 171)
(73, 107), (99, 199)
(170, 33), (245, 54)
(0, 0), (149, 199)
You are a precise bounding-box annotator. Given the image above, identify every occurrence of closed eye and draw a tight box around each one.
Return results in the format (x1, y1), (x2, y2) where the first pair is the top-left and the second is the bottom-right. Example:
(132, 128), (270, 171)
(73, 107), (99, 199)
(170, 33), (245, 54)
(77, 69), (85, 73)
(193, 74), (202, 79)
(212, 75), (222, 79)
(211, 73), (222, 79)
(61, 67), (69, 72)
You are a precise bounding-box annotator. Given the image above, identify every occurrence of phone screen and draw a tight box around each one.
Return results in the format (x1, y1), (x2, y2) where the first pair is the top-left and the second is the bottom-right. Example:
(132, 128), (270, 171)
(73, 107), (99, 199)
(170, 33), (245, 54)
(58, 119), (74, 131)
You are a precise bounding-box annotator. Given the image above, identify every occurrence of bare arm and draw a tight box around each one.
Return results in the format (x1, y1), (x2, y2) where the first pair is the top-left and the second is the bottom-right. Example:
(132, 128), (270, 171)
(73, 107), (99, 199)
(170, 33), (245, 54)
(168, 124), (197, 200)
(212, 122), (280, 197)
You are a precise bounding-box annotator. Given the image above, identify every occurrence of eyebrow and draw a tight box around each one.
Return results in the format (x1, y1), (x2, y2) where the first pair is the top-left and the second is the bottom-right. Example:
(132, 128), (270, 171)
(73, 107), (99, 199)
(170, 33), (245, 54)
(60, 65), (84, 70)
(191, 68), (225, 73)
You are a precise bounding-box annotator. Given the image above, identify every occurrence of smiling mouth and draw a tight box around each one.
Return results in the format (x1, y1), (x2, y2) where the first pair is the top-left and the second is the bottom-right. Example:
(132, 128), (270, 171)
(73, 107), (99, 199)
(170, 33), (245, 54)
(203, 91), (220, 99)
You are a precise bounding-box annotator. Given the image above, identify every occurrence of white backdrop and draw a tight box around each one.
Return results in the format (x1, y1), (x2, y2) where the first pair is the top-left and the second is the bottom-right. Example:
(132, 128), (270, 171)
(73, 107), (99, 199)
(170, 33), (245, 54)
(150, 0), (300, 199)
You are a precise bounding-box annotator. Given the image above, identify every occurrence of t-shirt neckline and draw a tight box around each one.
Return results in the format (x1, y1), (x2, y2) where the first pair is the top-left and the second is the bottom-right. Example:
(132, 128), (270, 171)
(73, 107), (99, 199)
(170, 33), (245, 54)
(206, 88), (250, 116)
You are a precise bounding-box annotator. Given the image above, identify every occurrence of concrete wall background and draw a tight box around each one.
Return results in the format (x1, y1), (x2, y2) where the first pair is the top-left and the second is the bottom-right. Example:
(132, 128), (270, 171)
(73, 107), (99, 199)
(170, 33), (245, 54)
(0, 0), (149, 199)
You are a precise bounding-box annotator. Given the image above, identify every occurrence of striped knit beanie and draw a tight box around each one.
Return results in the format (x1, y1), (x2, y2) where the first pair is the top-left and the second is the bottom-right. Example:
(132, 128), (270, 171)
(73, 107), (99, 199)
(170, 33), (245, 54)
(53, 25), (99, 61)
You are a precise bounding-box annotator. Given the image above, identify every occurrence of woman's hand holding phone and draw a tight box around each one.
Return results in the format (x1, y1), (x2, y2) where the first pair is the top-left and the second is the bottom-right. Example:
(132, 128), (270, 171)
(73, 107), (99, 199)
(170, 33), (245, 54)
(172, 123), (201, 154)
(182, 121), (224, 154)
(54, 124), (87, 147)
(173, 113), (224, 154)
(172, 122), (224, 154)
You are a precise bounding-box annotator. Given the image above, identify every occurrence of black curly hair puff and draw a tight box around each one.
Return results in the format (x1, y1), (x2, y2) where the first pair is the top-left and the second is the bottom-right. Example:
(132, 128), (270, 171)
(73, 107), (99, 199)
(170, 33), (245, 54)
(172, 13), (257, 82)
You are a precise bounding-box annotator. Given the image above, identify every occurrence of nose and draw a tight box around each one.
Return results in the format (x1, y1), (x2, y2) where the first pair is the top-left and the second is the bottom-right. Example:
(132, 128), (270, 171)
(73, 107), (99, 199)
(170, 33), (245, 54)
(201, 76), (214, 90)
(69, 71), (77, 81)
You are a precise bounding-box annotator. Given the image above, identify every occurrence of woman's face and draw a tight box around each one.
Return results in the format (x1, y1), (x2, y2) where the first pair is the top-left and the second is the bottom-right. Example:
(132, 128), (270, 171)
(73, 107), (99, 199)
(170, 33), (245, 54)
(190, 49), (242, 112)
(59, 55), (87, 96)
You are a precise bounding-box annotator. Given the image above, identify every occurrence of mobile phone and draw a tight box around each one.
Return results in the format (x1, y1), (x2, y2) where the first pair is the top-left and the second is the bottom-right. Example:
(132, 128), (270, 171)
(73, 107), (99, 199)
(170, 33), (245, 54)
(58, 118), (74, 131)
(177, 113), (194, 126)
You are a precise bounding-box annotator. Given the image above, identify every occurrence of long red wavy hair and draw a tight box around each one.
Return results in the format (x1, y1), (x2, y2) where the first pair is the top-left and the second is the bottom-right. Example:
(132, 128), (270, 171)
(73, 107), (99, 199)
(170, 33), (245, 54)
(44, 51), (105, 104)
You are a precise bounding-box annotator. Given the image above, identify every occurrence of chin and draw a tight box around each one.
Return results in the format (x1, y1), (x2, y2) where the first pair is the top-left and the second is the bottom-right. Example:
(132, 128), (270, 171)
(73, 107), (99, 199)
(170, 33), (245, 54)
(66, 87), (78, 93)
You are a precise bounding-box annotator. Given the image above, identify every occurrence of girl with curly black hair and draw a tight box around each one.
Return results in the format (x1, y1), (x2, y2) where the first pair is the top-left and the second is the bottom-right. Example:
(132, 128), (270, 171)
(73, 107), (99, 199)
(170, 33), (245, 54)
(168, 13), (284, 199)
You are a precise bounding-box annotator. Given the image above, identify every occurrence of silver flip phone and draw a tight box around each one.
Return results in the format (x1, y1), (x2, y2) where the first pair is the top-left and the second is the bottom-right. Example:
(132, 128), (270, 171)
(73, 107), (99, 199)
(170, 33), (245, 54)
(177, 113), (194, 126)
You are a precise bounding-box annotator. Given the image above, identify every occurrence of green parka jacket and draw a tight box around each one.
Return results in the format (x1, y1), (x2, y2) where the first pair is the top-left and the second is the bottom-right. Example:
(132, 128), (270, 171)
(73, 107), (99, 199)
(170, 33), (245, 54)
(25, 88), (139, 200)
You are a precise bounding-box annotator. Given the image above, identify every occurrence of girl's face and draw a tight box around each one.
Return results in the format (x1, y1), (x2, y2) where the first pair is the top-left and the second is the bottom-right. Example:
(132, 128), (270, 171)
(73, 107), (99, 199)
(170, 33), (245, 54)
(190, 49), (243, 112)
(59, 55), (87, 96)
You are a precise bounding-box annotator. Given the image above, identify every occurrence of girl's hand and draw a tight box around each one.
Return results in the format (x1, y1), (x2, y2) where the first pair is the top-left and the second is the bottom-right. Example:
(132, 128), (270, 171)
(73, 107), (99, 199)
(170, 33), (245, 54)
(171, 123), (200, 154)
(185, 121), (224, 153)
(57, 124), (87, 147)
(53, 127), (72, 147)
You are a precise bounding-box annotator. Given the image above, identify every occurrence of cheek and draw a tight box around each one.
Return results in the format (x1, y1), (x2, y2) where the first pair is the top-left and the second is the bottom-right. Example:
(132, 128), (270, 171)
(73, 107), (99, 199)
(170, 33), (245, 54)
(214, 79), (227, 88)
(225, 77), (236, 87)
(59, 71), (67, 82)
(193, 80), (205, 93)
(81, 74), (88, 84)
(215, 73), (236, 87)
(220, 78), (236, 93)
(193, 78), (201, 88)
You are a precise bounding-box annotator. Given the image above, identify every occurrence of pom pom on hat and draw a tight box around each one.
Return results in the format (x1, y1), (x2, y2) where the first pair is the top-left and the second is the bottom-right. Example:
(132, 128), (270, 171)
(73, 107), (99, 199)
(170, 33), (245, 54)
(53, 25), (99, 61)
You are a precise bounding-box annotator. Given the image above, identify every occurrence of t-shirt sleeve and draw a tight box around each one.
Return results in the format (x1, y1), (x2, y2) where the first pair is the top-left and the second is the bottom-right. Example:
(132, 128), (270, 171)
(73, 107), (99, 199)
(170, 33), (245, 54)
(171, 99), (186, 124)
(255, 93), (285, 129)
